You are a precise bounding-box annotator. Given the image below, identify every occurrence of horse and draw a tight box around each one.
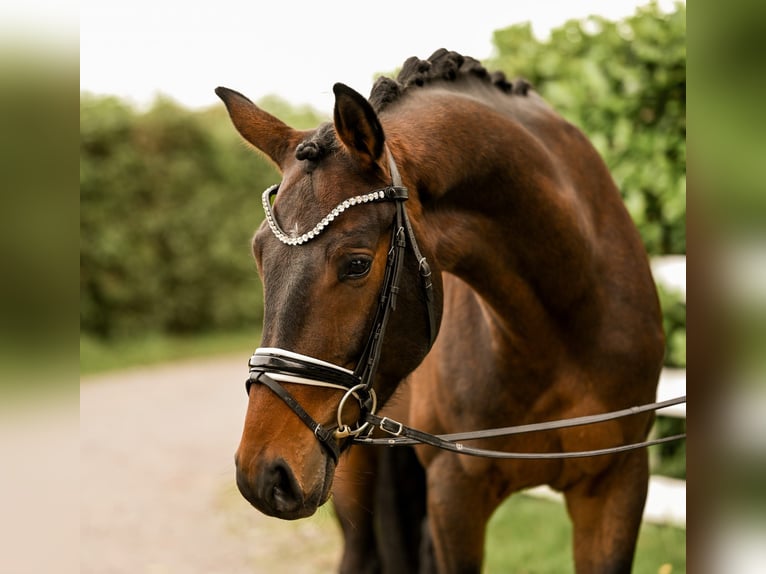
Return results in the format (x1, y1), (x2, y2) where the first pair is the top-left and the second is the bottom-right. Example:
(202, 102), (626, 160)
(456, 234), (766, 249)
(217, 49), (665, 573)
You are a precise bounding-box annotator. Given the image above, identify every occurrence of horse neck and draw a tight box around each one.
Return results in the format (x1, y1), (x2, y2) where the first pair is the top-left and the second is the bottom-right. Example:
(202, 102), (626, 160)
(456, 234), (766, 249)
(385, 94), (604, 324)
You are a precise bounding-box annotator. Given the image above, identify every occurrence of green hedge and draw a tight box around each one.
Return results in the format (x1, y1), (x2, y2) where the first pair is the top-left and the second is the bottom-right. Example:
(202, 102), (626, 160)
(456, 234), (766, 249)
(80, 95), (282, 338)
(490, 1), (685, 255)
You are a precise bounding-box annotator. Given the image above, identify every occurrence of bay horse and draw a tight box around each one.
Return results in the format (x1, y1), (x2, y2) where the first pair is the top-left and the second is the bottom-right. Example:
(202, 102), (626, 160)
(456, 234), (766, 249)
(217, 49), (665, 573)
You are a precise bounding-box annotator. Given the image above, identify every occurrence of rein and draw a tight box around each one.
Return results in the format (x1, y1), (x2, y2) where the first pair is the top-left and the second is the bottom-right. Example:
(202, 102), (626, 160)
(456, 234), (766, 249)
(354, 396), (687, 459)
(246, 148), (687, 461)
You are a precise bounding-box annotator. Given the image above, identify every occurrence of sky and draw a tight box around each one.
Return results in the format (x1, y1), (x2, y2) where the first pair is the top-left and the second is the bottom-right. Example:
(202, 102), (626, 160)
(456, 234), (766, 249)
(80, 0), (680, 113)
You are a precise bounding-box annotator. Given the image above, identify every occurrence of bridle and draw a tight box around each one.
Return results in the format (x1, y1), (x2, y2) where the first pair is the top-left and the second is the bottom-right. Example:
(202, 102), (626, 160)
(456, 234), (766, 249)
(247, 147), (437, 462)
(246, 147), (686, 462)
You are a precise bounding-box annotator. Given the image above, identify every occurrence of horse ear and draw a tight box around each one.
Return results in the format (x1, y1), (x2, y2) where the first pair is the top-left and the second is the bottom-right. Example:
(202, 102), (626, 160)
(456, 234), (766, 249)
(215, 87), (300, 169)
(332, 83), (385, 166)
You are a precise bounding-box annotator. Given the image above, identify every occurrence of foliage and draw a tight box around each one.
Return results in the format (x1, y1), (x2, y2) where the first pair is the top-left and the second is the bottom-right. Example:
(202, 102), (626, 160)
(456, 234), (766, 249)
(490, 1), (686, 255)
(80, 95), (327, 339)
(650, 284), (686, 478)
(658, 284), (686, 369)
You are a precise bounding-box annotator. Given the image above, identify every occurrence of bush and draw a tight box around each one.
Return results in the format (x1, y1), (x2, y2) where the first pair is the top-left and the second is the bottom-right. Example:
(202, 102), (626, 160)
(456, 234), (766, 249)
(80, 95), (282, 338)
(490, 1), (686, 255)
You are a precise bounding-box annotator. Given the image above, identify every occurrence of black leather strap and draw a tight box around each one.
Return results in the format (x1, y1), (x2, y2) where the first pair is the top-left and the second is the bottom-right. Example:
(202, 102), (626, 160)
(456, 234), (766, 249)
(400, 204), (437, 346)
(386, 146), (438, 347)
(355, 396), (687, 459)
(247, 352), (360, 393)
(383, 185), (409, 200)
(254, 373), (341, 462)
(353, 203), (406, 386)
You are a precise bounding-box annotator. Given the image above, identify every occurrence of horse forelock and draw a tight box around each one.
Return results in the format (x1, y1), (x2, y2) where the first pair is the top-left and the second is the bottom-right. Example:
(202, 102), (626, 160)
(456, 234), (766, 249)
(369, 49), (532, 112)
(295, 123), (338, 169)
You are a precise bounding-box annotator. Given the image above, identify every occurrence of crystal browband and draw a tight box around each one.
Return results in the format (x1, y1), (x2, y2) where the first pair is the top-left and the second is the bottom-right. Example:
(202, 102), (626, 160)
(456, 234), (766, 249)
(262, 184), (409, 246)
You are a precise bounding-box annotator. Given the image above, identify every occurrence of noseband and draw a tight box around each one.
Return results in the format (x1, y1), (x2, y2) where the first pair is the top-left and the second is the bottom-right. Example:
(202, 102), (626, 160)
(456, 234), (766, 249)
(246, 148), (437, 462)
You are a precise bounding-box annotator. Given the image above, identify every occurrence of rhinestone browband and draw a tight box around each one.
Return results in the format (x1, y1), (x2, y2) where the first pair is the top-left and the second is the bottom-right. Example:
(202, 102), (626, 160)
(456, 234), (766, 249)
(261, 184), (407, 246)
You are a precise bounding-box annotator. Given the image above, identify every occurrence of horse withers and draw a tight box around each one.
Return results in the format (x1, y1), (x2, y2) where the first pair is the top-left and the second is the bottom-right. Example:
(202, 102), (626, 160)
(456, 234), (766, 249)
(217, 49), (665, 573)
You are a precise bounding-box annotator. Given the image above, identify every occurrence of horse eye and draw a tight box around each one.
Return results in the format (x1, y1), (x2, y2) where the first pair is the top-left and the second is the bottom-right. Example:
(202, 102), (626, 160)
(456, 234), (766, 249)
(342, 257), (372, 280)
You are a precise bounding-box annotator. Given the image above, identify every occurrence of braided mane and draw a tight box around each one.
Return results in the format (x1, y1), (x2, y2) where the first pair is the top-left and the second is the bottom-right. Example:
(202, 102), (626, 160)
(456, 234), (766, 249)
(295, 49), (530, 162)
(369, 48), (531, 112)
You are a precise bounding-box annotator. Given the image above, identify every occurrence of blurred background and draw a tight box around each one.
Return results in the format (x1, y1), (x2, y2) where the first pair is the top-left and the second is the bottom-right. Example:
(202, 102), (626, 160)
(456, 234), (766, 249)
(1, 1), (79, 572)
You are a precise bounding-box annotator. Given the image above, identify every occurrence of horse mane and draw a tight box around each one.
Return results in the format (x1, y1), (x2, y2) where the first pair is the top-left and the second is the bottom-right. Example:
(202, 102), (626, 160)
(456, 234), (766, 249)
(295, 49), (531, 162)
(369, 48), (531, 112)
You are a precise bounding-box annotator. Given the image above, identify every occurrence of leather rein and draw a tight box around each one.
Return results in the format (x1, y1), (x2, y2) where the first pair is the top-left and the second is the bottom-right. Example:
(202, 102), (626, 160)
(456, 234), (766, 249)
(246, 148), (686, 462)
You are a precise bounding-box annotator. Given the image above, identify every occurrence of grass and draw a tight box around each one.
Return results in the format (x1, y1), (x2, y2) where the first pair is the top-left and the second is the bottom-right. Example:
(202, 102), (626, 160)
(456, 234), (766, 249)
(485, 494), (685, 574)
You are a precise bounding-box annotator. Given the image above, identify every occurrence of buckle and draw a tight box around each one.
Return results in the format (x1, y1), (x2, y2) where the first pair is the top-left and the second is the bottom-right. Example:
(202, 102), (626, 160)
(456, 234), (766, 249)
(385, 185), (409, 200)
(418, 257), (432, 278)
(380, 417), (404, 437)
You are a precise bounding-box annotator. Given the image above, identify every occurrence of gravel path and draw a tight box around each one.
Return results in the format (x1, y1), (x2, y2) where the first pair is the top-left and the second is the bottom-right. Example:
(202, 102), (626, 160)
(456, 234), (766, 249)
(81, 354), (342, 574)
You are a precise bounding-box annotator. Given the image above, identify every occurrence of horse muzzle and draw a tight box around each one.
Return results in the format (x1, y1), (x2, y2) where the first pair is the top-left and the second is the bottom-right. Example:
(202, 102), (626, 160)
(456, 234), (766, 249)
(235, 452), (335, 520)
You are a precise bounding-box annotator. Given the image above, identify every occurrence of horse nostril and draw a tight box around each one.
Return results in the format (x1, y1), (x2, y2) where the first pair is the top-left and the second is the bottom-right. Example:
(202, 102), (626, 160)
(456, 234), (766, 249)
(235, 457), (307, 517)
(237, 458), (305, 517)
(268, 459), (303, 513)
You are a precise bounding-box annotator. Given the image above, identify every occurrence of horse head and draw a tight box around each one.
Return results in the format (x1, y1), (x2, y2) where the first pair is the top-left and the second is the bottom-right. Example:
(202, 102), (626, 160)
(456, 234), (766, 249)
(216, 83), (441, 519)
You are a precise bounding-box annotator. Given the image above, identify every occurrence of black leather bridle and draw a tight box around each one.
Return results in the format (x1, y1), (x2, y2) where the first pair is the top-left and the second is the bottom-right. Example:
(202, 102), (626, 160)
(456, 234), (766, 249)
(247, 148), (437, 462)
(246, 148), (686, 461)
